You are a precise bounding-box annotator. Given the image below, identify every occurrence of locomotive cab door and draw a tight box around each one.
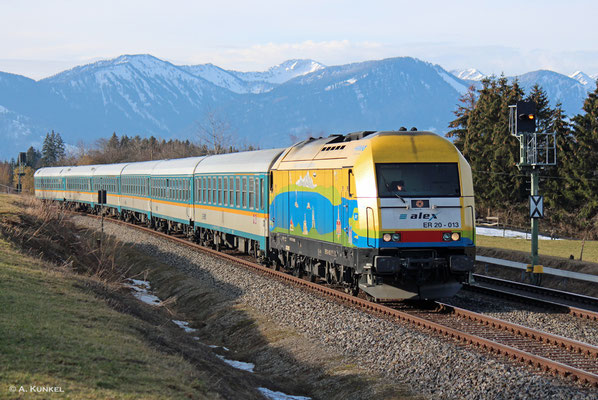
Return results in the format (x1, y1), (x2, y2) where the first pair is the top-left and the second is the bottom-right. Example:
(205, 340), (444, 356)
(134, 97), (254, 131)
(334, 168), (355, 246)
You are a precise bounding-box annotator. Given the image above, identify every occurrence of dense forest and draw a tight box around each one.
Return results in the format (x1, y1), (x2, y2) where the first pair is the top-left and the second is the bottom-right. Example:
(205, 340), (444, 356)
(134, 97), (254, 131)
(2, 79), (598, 238)
(447, 77), (598, 239)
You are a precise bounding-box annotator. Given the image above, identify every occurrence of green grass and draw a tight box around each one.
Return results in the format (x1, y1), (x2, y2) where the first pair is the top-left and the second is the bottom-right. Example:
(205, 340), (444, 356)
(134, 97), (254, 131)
(0, 239), (210, 399)
(477, 235), (598, 264)
(0, 195), (211, 399)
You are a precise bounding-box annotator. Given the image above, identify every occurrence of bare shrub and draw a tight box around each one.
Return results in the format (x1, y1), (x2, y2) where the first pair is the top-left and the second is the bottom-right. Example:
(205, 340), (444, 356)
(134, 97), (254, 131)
(0, 197), (132, 283)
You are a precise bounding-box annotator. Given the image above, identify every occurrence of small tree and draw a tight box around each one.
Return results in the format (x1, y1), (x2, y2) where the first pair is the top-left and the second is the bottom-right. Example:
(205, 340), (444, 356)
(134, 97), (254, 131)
(196, 111), (235, 155)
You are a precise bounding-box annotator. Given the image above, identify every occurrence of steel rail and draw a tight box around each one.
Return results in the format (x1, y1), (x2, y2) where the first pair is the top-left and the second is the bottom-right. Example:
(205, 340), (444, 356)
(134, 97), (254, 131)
(465, 274), (598, 321)
(76, 213), (598, 386)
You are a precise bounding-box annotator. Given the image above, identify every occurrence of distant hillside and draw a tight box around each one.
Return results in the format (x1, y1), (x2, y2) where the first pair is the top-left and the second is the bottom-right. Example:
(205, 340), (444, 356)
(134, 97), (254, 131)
(0, 55), (594, 160)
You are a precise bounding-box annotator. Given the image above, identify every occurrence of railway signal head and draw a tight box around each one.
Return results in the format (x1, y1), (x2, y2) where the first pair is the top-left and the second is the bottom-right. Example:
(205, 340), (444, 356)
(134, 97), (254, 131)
(516, 101), (536, 133)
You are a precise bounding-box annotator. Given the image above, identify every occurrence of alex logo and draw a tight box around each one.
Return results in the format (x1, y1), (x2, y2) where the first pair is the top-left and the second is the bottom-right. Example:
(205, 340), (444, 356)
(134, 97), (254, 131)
(400, 212), (438, 221)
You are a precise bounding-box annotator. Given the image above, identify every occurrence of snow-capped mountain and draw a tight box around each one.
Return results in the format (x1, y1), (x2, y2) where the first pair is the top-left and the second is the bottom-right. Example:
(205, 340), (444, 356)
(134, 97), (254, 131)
(450, 68), (486, 81)
(181, 59), (325, 94)
(36, 54), (234, 143)
(0, 54), (595, 160)
(225, 57), (469, 146)
(569, 71), (597, 91)
(231, 59), (325, 84)
(515, 70), (589, 114)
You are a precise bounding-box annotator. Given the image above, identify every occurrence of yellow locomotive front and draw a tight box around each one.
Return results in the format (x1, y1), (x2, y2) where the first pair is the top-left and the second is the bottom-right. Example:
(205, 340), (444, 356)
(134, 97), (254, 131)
(267, 130), (475, 300)
(352, 131), (476, 299)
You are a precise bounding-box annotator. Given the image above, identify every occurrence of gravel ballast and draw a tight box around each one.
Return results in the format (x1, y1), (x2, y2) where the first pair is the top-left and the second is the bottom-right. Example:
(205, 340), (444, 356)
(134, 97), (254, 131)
(74, 216), (597, 400)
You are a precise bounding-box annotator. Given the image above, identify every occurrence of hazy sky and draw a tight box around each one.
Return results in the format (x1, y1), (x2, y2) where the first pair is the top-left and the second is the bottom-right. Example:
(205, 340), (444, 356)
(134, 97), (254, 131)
(1, 0), (597, 80)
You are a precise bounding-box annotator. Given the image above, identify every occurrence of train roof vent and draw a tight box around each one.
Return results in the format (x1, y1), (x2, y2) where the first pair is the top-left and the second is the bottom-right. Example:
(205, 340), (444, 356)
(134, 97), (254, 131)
(328, 131), (376, 143)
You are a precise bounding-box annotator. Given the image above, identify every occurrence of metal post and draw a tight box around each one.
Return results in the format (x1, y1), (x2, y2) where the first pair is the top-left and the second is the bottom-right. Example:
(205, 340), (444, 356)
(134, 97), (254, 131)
(530, 169), (539, 285)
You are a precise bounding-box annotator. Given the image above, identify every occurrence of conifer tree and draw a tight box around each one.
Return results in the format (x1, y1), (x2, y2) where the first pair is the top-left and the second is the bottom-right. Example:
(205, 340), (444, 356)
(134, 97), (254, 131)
(543, 102), (572, 211)
(568, 82), (598, 220)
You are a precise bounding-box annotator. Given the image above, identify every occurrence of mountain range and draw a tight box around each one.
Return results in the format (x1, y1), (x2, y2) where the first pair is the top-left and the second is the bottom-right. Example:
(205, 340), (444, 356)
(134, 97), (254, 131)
(0, 54), (596, 161)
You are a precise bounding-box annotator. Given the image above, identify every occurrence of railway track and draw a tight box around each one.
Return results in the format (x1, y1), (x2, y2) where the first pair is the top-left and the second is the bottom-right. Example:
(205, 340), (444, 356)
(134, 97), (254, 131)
(464, 274), (598, 321)
(81, 213), (598, 387)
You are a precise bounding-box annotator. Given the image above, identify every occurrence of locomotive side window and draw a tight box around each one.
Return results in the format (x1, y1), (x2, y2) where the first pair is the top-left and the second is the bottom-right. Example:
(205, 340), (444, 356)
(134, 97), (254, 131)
(376, 163), (460, 198)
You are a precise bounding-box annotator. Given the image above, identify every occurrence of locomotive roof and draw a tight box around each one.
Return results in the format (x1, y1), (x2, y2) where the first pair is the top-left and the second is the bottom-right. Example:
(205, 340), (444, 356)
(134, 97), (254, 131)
(196, 148), (285, 174)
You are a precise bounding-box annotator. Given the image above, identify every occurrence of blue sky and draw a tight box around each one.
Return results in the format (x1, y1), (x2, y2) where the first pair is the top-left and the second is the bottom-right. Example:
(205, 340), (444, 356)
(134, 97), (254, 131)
(1, 0), (597, 79)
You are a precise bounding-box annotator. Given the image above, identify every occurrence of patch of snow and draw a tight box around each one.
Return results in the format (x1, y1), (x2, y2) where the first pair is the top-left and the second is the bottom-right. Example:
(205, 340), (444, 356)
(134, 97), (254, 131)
(208, 345), (229, 351)
(172, 320), (198, 333)
(125, 279), (162, 306)
(476, 226), (559, 240)
(258, 387), (311, 400)
(216, 355), (255, 372)
(129, 279), (150, 288)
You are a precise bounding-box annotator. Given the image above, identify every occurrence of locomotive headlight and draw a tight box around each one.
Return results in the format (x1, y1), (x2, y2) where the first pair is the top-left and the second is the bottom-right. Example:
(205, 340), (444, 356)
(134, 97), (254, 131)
(451, 232), (461, 241)
(442, 232), (452, 241)
(383, 233), (392, 242)
(392, 233), (401, 242)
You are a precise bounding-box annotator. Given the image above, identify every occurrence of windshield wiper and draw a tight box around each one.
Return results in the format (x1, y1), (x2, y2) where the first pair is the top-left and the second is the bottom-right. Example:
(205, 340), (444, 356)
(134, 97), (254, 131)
(393, 191), (406, 204)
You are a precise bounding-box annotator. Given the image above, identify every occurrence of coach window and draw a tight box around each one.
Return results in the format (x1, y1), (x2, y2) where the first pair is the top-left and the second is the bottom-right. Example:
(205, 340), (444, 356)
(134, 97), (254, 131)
(242, 177), (247, 208)
(248, 177), (255, 210)
(260, 178), (264, 210)
(201, 178), (204, 203)
(212, 177), (216, 204)
(216, 177), (221, 204)
(235, 177), (240, 207)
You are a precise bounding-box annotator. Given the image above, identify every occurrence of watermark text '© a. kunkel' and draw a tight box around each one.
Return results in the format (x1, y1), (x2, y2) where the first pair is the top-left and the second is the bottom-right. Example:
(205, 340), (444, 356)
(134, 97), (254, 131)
(9, 385), (65, 394)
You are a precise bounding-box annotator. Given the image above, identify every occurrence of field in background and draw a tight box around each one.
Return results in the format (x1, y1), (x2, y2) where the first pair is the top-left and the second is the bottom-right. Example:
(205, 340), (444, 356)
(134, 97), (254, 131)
(476, 235), (598, 265)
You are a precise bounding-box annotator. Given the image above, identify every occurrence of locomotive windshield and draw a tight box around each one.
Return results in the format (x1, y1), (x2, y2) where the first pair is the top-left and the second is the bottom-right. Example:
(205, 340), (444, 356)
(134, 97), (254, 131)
(376, 163), (460, 198)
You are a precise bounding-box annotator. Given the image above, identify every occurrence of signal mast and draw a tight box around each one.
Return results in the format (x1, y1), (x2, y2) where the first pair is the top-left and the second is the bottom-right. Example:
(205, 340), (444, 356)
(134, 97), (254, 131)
(509, 101), (556, 285)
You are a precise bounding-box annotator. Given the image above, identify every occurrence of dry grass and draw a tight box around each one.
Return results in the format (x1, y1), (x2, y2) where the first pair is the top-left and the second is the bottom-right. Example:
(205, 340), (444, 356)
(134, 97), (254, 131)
(0, 195), (134, 282)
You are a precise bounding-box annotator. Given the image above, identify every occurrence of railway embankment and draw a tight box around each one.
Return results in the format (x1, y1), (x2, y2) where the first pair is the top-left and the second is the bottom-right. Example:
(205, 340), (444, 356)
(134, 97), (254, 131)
(0, 195), (413, 400)
(71, 211), (597, 399)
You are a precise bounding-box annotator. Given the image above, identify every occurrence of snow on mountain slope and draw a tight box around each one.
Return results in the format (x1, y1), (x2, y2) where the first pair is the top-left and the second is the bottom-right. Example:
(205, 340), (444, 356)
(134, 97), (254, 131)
(226, 57), (466, 146)
(180, 63), (249, 94)
(181, 63), (276, 94)
(569, 71), (596, 91)
(231, 59), (325, 84)
(39, 54), (233, 139)
(450, 68), (486, 81)
(435, 67), (469, 95)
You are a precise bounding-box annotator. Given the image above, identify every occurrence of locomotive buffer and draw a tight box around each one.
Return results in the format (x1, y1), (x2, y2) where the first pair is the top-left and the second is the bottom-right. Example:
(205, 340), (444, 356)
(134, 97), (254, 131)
(509, 101), (556, 285)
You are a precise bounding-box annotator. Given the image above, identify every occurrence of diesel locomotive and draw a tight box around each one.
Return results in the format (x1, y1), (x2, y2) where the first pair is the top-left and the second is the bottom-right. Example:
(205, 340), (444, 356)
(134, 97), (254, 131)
(35, 130), (475, 300)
